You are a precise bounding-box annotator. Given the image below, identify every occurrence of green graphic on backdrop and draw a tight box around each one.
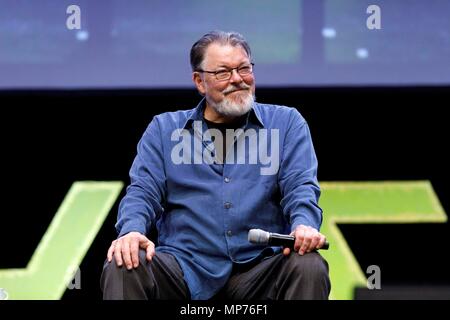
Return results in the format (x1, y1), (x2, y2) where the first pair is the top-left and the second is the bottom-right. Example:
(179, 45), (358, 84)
(320, 181), (447, 300)
(0, 180), (446, 300)
(0, 182), (123, 300)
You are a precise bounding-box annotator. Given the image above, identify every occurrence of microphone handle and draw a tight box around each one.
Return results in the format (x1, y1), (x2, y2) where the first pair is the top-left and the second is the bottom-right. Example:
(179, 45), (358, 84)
(269, 233), (329, 250)
(268, 233), (295, 247)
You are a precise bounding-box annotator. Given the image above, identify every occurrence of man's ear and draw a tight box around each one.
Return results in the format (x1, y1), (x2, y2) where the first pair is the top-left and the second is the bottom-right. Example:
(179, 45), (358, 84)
(192, 72), (206, 96)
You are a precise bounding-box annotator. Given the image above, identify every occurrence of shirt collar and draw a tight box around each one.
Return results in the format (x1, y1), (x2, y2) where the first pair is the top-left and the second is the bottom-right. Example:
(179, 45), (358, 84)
(182, 97), (265, 129)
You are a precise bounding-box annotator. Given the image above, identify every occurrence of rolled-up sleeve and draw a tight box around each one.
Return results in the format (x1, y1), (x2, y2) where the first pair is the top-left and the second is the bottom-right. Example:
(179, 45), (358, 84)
(278, 109), (323, 232)
(116, 117), (166, 237)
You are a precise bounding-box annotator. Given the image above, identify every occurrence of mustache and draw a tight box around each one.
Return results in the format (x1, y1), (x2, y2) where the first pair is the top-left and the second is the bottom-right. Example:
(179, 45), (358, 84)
(222, 84), (251, 95)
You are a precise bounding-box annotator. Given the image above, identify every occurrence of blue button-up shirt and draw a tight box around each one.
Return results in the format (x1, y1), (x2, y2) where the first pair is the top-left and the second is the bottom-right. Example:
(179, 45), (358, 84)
(116, 98), (322, 299)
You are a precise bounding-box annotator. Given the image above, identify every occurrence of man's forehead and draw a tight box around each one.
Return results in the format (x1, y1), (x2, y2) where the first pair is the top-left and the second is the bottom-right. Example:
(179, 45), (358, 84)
(203, 43), (250, 67)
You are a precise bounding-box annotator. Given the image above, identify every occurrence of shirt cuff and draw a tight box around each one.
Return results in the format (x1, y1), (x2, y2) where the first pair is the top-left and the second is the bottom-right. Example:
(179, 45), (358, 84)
(117, 222), (147, 238)
(290, 216), (319, 233)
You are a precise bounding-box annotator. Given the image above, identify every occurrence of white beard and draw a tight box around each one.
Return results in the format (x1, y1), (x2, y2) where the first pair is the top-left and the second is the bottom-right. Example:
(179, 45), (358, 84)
(208, 90), (255, 118)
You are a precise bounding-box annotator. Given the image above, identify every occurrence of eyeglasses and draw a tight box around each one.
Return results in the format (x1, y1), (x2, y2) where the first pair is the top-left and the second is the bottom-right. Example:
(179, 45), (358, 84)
(196, 63), (254, 81)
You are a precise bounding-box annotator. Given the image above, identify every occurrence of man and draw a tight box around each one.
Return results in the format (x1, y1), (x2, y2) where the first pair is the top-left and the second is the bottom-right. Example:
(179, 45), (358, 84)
(101, 31), (330, 300)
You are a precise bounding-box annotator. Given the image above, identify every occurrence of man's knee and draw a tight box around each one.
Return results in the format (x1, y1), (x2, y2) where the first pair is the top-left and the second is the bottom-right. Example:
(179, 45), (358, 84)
(285, 252), (329, 281)
(278, 252), (331, 299)
(102, 249), (152, 283)
(102, 257), (120, 278)
(101, 249), (155, 299)
(138, 249), (149, 265)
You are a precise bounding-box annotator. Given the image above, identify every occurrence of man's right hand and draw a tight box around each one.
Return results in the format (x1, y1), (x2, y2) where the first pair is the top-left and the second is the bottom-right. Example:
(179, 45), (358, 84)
(107, 232), (155, 270)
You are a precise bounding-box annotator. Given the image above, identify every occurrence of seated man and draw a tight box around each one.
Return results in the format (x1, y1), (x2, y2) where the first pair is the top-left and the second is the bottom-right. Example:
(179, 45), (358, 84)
(101, 30), (330, 300)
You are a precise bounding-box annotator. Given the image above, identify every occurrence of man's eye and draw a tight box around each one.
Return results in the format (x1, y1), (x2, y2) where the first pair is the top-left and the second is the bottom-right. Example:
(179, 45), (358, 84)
(215, 70), (229, 76)
(238, 66), (252, 75)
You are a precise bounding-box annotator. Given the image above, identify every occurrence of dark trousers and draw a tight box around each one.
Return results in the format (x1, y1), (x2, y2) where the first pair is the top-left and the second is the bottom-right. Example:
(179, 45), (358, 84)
(100, 250), (331, 300)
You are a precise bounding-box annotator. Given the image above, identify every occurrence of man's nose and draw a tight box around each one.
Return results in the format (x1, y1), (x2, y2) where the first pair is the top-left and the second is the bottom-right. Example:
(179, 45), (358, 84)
(229, 69), (243, 84)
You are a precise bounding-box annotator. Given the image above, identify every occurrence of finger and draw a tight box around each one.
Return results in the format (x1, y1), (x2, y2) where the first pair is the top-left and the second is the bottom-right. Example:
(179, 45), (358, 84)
(146, 241), (155, 261)
(299, 231), (312, 255)
(317, 235), (326, 249)
(283, 247), (291, 256)
(138, 235), (155, 261)
(107, 240), (116, 262)
(302, 227), (319, 253)
(121, 238), (133, 270)
(308, 233), (321, 253)
(138, 235), (150, 250)
(114, 240), (123, 267)
(294, 227), (306, 252)
(130, 237), (140, 268)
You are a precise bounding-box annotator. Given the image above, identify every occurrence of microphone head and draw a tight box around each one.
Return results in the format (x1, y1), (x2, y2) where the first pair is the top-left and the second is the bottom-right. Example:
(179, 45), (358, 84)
(248, 229), (270, 245)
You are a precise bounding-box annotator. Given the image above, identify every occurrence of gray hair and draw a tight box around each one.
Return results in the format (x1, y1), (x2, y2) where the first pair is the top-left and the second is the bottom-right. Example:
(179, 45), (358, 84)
(190, 30), (252, 72)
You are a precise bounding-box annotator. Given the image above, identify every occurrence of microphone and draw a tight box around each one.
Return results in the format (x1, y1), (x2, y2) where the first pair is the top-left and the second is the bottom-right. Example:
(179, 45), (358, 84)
(248, 229), (329, 250)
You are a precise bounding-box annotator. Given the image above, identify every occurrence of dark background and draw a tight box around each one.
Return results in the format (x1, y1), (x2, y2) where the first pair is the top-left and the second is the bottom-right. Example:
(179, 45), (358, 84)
(0, 86), (449, 299)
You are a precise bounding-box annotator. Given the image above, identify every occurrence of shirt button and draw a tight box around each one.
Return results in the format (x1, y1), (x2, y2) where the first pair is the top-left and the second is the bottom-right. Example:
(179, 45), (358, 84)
(227, 230), (233, 236)
(224, 202), (232, 209)
(224, 177), (230, 183)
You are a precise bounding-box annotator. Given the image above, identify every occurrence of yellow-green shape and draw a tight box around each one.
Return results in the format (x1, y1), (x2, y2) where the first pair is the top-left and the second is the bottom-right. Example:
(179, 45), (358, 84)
(320, 181), (447, 300)
(0, 182), (123, 300)
(0, 180), (446, 300)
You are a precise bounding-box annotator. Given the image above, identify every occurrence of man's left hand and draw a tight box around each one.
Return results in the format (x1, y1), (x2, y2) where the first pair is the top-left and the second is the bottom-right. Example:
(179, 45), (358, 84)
(283, 225), (327, 256)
